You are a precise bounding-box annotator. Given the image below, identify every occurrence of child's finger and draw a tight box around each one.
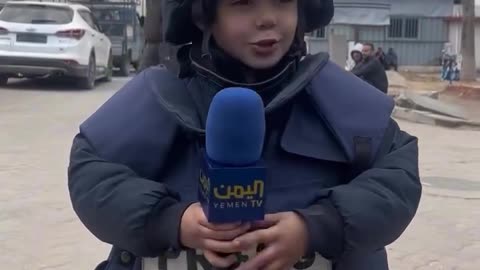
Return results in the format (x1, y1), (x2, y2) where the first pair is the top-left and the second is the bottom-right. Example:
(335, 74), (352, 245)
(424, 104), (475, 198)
(234, 227), (277, 249)
(210, 223), (244, 231)
(199, 223), (251, 241)
(203, 250), (238, 269)
(237, 245), (278, 270)
(251, 219), (276, 230)
(201, 238), (243, 254)
(199, 221), (244, 231)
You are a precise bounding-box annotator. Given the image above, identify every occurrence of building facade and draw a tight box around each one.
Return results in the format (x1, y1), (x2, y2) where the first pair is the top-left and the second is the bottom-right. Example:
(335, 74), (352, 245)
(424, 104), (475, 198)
(306, 0), (455, 66)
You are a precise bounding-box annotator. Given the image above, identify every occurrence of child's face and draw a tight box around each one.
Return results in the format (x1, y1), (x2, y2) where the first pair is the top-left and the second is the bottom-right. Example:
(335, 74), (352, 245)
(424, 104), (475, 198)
(211, 0), (298, 70)
(352, 52), (362, 63)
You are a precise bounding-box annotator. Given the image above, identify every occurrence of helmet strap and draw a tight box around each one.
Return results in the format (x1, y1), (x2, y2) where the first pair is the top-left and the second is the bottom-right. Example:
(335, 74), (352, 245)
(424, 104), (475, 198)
(201, 31), (213, 60)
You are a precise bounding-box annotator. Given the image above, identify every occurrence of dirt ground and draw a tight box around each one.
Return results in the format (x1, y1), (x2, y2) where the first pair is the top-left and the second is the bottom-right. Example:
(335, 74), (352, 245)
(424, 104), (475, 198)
(399, 72), (448, 92)
(442, 85), (480, 121)
(392, 71), (480, 122)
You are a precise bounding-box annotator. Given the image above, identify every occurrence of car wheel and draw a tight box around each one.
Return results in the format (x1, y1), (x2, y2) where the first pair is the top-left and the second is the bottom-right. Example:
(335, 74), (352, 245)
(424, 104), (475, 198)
(119, 55), (130, 77)
(79, 54), (96, 90)
(0, 75), (8, 86)
(102, 54), (113, 82)
(132, 61), (139, 71)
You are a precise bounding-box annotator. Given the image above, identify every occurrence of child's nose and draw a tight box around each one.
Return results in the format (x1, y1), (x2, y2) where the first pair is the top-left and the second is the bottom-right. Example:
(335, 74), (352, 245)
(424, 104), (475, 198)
(256, 11), (277, 30)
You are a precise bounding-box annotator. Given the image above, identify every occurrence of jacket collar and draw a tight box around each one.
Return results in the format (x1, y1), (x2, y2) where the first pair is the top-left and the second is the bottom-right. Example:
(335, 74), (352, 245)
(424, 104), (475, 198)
(281, 96), (349, 163)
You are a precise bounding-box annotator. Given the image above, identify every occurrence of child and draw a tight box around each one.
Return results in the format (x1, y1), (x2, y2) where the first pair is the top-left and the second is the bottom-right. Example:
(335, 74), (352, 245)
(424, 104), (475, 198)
(68, 0), (422, 270)
(347, 43), (364, 72)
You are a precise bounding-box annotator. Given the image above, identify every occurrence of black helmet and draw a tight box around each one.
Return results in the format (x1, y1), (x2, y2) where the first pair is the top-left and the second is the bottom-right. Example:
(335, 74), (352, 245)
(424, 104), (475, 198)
(163, 0), (334, 45)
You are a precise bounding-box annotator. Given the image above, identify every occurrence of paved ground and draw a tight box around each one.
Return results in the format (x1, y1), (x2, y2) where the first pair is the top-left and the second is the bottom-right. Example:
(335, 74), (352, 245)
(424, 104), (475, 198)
(1, 78), (479, 270)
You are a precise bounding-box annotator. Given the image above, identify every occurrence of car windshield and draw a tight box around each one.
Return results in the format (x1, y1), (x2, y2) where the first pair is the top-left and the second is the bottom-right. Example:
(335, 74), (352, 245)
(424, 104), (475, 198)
(92, 8), (133, 23)
(92, 8), (135, 37)
(0, 4), (73, 24)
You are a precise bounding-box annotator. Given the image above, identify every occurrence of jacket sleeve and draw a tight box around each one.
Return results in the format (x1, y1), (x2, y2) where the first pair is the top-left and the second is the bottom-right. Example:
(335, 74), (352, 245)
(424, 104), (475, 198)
(351, 59), (376, 77)
(68, 133), (191, 257)
(296, 120), (422, 259)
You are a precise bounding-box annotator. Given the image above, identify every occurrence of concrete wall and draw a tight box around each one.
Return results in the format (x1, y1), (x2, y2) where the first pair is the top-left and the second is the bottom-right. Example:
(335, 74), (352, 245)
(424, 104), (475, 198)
(477, 25), (480, 69)
(448, 21), (480, 69)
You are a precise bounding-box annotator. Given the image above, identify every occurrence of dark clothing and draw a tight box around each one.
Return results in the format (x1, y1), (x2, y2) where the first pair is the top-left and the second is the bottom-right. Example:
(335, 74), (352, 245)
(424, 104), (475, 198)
(386, 49), (398, 71)
(138, 0), (180, 73)
(352, 57), (389, 94)
(138, 43), (161, 72)
(377, 53), (388, 70)
(350, 61), (363, 74)
(68, 52), (421, 270)
(138, 43), (180, 73)
(143, 0), (162, 43)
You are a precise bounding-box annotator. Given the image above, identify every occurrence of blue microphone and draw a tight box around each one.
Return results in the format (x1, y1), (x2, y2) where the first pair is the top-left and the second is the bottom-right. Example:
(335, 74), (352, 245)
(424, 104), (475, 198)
(199, 87), (267, 224)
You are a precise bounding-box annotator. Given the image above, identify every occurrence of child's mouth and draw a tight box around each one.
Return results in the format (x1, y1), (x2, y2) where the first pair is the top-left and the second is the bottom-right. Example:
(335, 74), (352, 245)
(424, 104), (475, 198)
(251, 39), (279, 55)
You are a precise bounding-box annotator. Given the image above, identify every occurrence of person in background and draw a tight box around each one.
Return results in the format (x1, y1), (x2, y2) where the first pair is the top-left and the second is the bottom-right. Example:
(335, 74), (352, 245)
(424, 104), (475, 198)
(386, 48), (398, 71)
(349, 43), (364, 73)
(375, 47), (388, 70)
(138, 0), (179, 73)
(351, 42), (389, 94)
(441, 56), (460, 84)
(137, 13), (145, 27)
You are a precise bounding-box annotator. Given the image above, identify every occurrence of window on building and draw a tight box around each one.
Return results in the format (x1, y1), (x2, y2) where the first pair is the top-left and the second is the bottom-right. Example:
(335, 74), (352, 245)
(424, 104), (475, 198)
(388, 17), (419, 39)
(404, 18), (419, 38)
(316, 27), (326, 38)
(308, 27), (326, 38)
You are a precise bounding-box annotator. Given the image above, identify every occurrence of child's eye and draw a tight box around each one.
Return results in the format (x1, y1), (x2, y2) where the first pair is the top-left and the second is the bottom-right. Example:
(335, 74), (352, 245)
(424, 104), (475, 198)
(230, 0), (251, 5)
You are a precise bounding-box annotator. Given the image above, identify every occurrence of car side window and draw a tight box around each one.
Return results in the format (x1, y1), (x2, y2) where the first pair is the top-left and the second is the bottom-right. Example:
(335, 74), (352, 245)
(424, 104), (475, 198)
(78, 10), (99, 32)
(90, 13), (103, 33)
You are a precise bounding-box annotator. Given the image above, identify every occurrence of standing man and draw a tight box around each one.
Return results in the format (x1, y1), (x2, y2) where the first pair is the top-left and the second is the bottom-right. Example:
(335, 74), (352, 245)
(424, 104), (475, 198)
(352, 42), (389, 94)
(138, 0), (179, 73)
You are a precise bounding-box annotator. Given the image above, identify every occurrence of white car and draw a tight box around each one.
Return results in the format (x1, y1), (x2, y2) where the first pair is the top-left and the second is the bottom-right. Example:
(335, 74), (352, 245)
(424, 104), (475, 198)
(0, 1), (112, 89)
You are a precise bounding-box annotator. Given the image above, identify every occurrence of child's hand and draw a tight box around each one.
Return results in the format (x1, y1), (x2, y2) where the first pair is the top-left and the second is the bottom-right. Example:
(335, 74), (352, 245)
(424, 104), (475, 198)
(180, 203), (250, 253)
(235, 212), (309, 270)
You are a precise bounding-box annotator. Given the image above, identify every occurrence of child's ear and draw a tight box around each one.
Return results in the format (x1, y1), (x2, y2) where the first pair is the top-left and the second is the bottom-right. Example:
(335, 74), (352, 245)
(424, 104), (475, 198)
(192, 0), (207, 31)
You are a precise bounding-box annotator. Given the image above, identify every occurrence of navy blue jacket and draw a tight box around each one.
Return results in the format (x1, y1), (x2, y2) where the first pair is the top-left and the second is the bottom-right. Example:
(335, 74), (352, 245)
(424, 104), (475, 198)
(68, 54), (421, 270)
